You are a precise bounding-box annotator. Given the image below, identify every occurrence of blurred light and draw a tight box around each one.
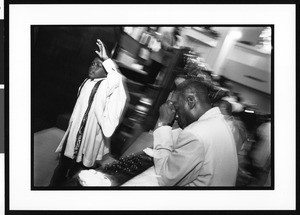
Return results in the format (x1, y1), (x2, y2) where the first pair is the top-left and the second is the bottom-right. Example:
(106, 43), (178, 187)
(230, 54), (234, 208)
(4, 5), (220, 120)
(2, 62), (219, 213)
(135, 105), (148, 115)
(78, 170), (111, 186)
(229, 30), (242, 40)
(140, 98), (152, 105)
(245, 110), (254, 113)
(256, 26), (272, 53)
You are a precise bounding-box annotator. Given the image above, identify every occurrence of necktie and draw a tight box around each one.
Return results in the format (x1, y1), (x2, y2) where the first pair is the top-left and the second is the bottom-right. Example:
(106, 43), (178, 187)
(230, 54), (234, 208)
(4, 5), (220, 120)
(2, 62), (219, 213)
(73, 79), (103, 158)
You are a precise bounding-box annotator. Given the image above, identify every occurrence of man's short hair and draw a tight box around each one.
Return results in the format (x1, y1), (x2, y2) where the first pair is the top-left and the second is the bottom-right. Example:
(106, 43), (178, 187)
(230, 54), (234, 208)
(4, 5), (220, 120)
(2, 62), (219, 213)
(176, 79), (211, 105)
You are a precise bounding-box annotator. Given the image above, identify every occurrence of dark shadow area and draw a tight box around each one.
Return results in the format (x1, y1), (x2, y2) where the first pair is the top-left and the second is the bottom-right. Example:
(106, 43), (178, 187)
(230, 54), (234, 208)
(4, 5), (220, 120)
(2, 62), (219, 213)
(32, 26), (122, 132)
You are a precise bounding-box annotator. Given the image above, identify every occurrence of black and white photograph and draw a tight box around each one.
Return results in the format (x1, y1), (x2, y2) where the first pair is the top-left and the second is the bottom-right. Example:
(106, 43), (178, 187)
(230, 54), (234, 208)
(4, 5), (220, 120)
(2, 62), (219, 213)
(7, 3), (296, 212)
(32, 25), (272, 189)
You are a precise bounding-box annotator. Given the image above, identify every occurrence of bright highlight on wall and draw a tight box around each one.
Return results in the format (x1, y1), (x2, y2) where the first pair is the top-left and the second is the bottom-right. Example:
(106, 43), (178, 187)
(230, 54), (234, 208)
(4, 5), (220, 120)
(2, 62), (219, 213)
(229, 30), (242, 40)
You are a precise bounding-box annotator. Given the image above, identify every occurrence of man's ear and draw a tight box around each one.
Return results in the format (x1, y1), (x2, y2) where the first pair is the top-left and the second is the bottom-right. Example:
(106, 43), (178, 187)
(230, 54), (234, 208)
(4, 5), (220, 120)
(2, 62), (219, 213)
(186, 95), (196, 109)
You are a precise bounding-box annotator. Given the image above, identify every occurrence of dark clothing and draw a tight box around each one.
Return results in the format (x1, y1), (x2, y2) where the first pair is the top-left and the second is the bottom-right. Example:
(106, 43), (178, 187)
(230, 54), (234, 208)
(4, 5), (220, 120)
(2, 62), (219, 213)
(49, 135), (90, 187)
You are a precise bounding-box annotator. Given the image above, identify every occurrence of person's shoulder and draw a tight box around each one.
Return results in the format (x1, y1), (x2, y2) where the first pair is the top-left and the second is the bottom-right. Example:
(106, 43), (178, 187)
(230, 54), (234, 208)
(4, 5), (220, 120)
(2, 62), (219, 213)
(180, 122), (204, 140)
(185, 118), (215, 132)
(177, 126), (205, 149)
(184, 115), (227, 139)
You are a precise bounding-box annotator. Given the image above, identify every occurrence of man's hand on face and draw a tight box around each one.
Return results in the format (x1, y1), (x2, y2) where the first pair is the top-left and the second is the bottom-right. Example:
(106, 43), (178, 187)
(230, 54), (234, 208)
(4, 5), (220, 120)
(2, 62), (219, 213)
(158, 100), (176, 126)
(95, 39), (109, 61)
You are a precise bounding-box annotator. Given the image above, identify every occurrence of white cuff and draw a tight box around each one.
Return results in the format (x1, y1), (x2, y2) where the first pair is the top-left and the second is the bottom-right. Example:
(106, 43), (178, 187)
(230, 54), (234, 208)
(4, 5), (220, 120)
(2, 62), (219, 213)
(102, 58), (118, 74)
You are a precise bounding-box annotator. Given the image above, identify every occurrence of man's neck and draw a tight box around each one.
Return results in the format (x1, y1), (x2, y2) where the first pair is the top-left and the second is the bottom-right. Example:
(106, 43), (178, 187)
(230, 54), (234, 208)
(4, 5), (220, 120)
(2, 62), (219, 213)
(195, 104), (212, 120)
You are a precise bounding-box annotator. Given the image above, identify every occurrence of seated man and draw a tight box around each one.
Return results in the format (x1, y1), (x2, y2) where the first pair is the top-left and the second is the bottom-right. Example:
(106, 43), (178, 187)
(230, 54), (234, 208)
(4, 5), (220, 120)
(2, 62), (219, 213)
(152, 79), (238, 186)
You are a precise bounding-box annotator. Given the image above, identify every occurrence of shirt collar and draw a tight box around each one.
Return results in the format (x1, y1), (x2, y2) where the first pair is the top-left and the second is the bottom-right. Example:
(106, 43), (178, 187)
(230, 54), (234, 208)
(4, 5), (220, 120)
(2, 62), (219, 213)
(198, 107), (222, 121)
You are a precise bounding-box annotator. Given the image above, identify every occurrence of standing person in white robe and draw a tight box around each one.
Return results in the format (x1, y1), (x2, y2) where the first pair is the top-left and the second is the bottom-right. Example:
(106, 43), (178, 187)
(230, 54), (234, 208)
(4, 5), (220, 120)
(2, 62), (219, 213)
(49, 39), (127, 186)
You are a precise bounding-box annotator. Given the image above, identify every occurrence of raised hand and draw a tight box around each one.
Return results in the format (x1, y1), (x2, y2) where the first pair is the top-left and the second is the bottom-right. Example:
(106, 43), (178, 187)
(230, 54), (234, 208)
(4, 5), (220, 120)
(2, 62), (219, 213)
(158, 100), (176, 126)
(95, 39), (109, 61)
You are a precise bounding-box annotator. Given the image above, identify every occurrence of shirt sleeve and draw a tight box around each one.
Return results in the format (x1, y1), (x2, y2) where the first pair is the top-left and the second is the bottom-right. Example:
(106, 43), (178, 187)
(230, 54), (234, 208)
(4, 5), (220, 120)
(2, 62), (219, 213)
(102, 58), (122, 97)
(153, 127), (205, 186)
(95, 59), (127, 138)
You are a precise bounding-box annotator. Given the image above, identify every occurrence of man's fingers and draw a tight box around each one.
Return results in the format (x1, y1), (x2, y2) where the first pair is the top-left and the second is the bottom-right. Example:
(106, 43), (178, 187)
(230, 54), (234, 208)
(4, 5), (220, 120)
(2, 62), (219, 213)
(160, 103), (175, 114)
(97, 39), (104, 48)
(96, 42), (102, 50)
(97, 39), (103, 44)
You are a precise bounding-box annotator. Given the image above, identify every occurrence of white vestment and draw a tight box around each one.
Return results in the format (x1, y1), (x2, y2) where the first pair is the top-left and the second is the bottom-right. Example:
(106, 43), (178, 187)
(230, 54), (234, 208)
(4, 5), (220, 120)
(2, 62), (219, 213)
(55, 59), (127, 167)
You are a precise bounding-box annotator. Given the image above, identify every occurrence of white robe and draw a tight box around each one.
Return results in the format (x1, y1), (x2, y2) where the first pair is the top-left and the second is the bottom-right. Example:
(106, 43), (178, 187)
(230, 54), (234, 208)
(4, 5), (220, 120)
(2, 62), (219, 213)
(55, 59), (127, 167)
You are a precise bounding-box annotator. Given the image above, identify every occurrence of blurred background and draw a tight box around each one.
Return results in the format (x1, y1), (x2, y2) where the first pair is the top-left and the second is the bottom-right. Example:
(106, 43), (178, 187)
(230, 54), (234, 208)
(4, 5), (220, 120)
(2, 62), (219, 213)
(32, 26), (272, 187)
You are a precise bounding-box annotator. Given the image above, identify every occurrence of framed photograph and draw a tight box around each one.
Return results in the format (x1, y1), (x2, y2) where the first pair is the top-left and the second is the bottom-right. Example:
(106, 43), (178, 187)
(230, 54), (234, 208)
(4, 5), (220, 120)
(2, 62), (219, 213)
(6, 3), (296, 213)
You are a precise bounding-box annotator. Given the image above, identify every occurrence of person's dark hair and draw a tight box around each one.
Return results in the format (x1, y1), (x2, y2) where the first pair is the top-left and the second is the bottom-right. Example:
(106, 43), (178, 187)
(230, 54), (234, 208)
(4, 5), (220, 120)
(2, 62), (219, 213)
(176, 79), (211, 105)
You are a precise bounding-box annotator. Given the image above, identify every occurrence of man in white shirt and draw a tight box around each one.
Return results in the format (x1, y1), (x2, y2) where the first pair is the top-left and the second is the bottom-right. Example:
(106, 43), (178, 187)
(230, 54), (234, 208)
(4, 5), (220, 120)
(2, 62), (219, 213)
(49, 39), (127, 186)
(153, 79), (238, 186)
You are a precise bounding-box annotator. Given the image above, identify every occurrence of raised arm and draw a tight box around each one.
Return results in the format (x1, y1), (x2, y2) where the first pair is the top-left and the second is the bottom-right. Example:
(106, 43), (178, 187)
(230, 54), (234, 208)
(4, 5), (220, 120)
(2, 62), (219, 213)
(94, 39), (127, 137)
(95, 39), (122, 96)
